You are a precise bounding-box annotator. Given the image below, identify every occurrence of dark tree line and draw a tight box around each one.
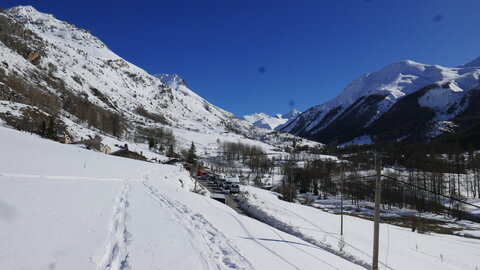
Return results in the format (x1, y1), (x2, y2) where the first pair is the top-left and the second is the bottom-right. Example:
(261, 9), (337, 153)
(136, 126), (177, 155)
(220, 141), (273, 177)
(1, 71), (126, 139)
(275, 152), (478, 221)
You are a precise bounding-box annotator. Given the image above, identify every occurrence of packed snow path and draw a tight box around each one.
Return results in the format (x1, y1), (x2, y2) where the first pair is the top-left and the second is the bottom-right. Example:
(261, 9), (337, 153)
(0, 127), (363, 270)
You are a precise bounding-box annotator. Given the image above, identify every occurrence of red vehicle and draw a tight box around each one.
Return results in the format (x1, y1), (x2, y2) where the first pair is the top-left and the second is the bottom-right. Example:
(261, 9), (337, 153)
(197, 170), (206, 176)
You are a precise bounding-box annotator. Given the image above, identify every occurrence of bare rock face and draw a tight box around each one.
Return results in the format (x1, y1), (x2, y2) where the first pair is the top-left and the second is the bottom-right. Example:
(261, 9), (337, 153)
(26, 50), (40, 62)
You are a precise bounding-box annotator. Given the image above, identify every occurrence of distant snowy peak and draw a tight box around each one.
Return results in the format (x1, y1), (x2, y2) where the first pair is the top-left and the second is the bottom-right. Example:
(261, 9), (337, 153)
(154, 73), (208, 103)
(459, 56), (480, 68)
(331, 60), (444, 108)
(155, 74), (187, 88)
(282, 57), (480, 145)
(281, 109), (301, 120)
(243, 110), (301, 130)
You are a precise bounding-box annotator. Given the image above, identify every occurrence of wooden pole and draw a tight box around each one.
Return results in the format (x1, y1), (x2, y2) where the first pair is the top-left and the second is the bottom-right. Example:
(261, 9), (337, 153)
(372, 154), (382, 270)
(340, 166), (344, 236)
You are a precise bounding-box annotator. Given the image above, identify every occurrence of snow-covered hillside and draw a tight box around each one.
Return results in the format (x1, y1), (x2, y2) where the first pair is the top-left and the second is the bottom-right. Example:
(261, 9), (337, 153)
(0, 5), (320, 155)
(282, 59), (480, 144)
(243, 110), (300, 130)
(238, 186), (480, 270)
(0, 125), (361, 270)
(2, 5), (245, 133)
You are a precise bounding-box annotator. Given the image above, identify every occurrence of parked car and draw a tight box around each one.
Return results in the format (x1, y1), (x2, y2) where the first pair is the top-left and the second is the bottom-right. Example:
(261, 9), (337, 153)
(211, 193), (227, 204)
(230, 184), (240, 194)
(219, 178), (226, 187)
(223, 181), (232, 190)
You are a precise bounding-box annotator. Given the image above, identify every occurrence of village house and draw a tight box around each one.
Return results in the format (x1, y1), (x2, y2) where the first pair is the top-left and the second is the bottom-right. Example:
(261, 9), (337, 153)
(58, 135), (72, 144)
(101, 144), (111, 154)
(75, 135), (102, 150)
(111, 144), (147, 161)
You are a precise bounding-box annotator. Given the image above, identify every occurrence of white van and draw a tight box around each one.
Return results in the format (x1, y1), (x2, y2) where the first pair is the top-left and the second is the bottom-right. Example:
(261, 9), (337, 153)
(226, 176), (240, 184)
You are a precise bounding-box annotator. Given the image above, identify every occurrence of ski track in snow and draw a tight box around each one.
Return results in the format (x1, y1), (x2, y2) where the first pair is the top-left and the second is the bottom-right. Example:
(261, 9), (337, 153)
(142, 181), (255, 270)
(201, 196), (306, 270)
(96, 181), (131, 270)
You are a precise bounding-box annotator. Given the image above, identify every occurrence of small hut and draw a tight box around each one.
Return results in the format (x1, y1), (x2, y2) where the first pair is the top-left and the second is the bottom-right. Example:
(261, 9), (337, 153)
(111, 147), (147, 161)
(58, 135), (72, 144)
(75, 135), (102, 150)
(101, 144), (112, 154)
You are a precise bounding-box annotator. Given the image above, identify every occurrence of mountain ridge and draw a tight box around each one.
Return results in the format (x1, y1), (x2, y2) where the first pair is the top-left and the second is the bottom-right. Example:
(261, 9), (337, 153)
(282, 57), (480, 146)
(0, 5), (319, 152)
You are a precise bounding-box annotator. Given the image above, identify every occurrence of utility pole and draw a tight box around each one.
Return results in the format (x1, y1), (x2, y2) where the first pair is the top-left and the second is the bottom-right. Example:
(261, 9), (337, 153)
(289, 168), (293, 202)
(271, 167), (275, 186)
(372, 154), (382, 270)
(340, 165), (344, 236)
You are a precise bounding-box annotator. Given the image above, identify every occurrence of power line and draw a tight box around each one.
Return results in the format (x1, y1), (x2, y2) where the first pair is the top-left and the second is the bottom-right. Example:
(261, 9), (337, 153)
(331, 174), (376, 184)
(381, 174), (480, 210)
(329, 173), (480, 210)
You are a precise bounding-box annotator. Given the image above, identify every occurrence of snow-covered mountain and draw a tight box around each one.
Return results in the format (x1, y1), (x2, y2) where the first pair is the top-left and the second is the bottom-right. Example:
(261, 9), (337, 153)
(0, 6), (240, 133)
(0, 6), (318, 152)
(282, 59), (480, 145)
(243, 110), (300, 130)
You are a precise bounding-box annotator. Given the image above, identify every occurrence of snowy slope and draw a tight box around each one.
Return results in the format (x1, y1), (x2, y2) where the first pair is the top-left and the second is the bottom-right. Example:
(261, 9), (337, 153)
(243, 110), (300, 130)
(238, 186), (480, 270)
(0, 6), (322, 155)
(0, 6), (255, 137)
(282, 59), (480, 144)
(0, 125), (361, 270)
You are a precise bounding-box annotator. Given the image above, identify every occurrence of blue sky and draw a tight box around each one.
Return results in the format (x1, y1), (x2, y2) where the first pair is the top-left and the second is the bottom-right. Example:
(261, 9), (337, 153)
(3, 0), (480, 116)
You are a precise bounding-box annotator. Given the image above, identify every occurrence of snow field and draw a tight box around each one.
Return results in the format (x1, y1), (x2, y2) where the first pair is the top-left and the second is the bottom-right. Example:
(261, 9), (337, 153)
(0, 126), (364, 269)
(237, 186), (480, 270)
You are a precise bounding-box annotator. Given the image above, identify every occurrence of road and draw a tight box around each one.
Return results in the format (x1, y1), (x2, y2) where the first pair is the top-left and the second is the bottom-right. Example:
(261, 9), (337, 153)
(195, 176), (247, 216)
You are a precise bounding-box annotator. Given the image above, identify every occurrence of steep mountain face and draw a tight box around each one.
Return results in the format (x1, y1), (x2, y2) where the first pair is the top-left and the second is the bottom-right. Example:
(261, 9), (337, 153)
(243, 110), (300, 130)
(0, 6), (257, 139)
(0, 6), (320, 152)
(282, 59), (480, 145)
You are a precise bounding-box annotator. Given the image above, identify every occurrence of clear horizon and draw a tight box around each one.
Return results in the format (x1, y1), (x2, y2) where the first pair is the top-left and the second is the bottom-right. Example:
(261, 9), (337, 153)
(2, 0), (480, 117)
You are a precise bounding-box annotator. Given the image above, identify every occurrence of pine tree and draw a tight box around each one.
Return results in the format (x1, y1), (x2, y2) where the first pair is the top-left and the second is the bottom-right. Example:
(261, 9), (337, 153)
(148, 137), (155, 149)
(38, 120), (46, 138)
(167, 144), (175, 158)
(45, 117), (57, 140)
(187, 142), (197, 165)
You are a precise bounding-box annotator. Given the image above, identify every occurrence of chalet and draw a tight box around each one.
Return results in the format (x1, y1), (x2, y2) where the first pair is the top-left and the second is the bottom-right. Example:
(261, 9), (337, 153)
(163, 158), (182, 165)
(163, 159), (193, 171)
(111, 147), (147, 161)
(75, 135), (101, 150)
(58, 135), (72, 144)
(101, 144), (111, 154)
